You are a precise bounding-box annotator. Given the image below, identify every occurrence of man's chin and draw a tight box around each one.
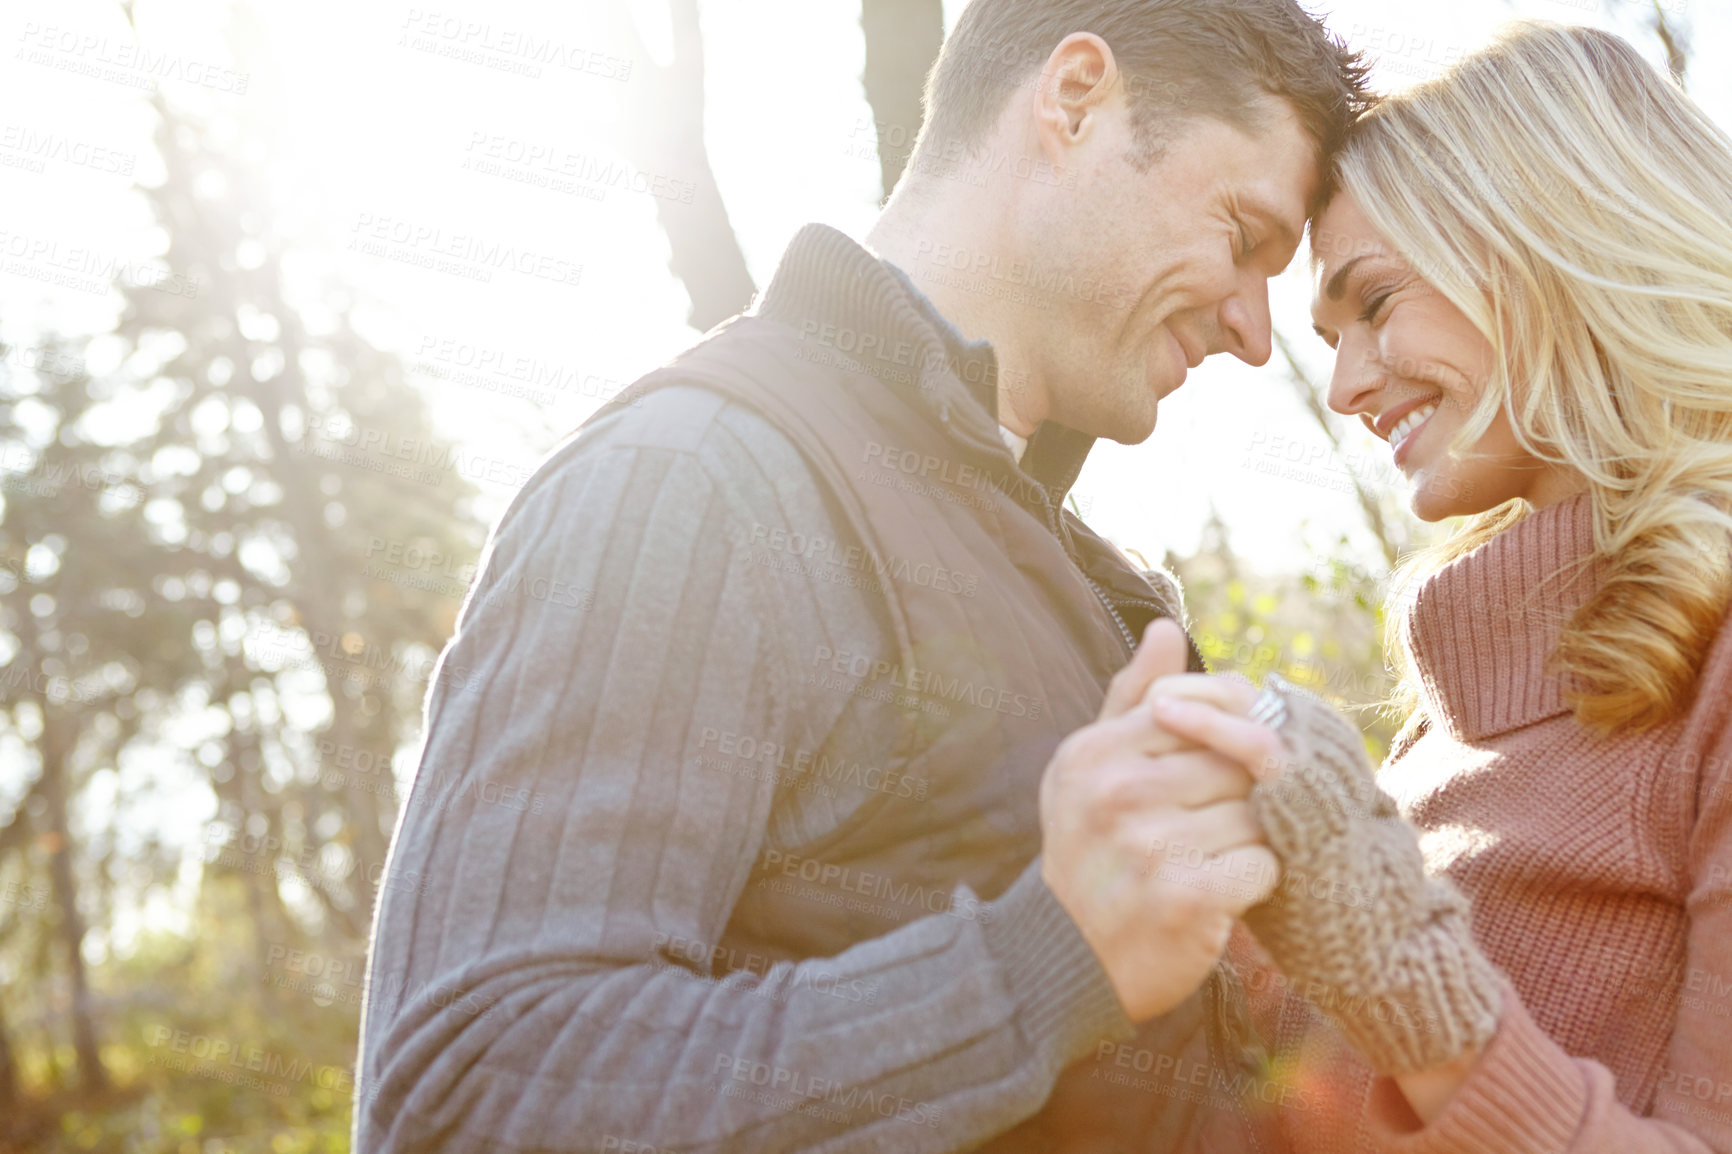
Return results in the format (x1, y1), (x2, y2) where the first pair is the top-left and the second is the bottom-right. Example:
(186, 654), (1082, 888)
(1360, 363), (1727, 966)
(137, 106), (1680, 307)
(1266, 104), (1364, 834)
(1050, 375), (1162, 444)
(1088, 404), (1159, 446)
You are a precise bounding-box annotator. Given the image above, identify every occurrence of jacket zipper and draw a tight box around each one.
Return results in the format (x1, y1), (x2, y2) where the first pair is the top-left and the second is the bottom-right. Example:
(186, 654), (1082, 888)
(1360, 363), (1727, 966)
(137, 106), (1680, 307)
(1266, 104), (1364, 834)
(1084, 573), (1138, 657)
(1033, 487), (1139, 660)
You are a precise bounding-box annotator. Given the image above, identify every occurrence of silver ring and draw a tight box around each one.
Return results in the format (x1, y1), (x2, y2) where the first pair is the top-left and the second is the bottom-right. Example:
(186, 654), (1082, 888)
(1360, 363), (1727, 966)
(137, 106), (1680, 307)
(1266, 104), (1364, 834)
(1247, 682), (1289, 731)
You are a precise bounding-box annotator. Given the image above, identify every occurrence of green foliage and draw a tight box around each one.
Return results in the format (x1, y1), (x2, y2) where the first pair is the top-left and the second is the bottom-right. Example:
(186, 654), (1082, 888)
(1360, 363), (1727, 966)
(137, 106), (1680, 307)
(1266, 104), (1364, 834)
(1169, 516), (1409, 764)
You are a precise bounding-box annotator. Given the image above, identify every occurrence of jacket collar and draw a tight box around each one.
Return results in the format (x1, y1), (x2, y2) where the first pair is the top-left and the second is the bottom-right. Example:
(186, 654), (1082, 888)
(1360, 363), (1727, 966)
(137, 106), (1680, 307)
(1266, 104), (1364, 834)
(752, 223), (1095, 507)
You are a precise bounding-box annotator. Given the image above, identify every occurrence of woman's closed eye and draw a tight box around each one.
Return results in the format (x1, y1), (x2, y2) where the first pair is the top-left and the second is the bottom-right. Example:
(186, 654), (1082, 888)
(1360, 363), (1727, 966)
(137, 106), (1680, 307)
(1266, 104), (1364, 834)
(1358, 287), (1396, 326)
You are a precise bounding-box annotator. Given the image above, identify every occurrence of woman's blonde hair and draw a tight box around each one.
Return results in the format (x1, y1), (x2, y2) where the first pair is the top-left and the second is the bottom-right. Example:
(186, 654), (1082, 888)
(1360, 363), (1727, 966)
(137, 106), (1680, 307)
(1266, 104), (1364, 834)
(1333, 22), (1732, 734)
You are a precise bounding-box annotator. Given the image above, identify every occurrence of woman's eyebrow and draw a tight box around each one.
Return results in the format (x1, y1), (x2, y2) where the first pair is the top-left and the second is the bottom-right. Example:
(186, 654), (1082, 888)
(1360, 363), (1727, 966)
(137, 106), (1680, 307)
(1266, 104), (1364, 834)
(1324, 254), (1369, 302)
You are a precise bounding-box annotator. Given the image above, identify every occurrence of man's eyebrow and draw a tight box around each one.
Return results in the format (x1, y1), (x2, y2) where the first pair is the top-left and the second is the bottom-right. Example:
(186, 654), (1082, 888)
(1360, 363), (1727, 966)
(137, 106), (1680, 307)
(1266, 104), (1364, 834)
(1324, 254), (1368, 302)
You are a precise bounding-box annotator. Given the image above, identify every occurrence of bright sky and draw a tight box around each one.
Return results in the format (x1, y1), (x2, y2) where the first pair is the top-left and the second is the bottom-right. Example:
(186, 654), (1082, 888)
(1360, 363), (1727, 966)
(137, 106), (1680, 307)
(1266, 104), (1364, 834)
(1, 0), (1726, 573)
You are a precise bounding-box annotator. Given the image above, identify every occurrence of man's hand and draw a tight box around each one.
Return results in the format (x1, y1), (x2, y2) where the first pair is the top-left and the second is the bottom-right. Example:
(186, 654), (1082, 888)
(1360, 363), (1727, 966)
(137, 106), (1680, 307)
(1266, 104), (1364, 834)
(1038, 619), (1280, 1022)
(1147, 675), (1504, 1076)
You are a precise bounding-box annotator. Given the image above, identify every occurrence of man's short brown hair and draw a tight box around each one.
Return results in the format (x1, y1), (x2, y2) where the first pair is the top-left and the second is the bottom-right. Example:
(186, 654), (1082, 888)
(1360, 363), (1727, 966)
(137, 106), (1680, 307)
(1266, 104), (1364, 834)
(916, 0), (1374, 173)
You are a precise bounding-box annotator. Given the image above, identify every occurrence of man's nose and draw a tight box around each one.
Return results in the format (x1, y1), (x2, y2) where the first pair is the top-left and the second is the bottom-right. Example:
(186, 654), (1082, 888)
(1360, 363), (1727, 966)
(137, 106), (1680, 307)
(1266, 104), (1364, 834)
(1216, 273), (1272, 367)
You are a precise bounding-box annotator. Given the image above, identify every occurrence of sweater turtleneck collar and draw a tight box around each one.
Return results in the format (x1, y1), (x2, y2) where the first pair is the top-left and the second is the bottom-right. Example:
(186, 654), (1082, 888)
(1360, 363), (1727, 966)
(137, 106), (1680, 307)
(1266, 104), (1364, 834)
(1402, 493), (1606, 742)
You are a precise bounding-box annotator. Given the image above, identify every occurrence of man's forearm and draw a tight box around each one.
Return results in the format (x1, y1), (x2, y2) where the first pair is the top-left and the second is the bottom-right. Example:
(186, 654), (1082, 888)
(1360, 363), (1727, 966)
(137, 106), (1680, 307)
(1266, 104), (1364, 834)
(358, 860), (1128, 1153)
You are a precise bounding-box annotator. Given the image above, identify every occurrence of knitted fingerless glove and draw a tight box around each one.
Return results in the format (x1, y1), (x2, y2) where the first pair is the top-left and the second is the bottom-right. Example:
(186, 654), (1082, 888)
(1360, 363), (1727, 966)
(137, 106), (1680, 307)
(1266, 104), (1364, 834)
(1243, 683), (1504, 1074)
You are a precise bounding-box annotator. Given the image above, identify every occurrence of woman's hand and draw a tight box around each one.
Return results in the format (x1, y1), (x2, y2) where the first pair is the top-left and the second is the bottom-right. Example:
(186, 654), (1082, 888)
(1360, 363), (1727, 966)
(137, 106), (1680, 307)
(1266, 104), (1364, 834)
(1144, 674), (1504, 1081)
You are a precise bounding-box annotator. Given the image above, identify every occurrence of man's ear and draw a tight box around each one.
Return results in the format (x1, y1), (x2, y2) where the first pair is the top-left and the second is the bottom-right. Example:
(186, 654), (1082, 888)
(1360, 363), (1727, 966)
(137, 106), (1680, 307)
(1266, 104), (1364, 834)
(1032, 33), (1120, 159)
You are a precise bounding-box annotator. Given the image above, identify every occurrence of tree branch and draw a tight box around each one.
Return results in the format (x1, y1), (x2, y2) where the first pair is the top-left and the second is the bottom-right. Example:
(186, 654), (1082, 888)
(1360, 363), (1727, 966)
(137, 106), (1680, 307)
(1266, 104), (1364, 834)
(1273, 328), (1402, 569)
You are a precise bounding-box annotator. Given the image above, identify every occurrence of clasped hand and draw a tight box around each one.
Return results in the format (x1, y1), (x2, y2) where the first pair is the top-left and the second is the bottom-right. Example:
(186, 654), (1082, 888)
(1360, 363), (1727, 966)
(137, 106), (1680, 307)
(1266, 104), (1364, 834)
(1130, 625), (1504, 1077)
(1038, 619), (1281, 1022)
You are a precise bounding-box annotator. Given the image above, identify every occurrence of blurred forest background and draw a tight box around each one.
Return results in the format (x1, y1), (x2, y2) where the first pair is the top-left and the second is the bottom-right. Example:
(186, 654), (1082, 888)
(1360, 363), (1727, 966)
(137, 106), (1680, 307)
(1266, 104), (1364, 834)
(0, 0), (1702, 1150)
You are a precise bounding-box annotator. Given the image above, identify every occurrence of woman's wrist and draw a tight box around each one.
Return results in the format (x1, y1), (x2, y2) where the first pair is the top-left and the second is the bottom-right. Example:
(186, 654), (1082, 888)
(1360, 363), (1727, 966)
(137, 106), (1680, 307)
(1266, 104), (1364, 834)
(1392, 1043), (1486, 1126)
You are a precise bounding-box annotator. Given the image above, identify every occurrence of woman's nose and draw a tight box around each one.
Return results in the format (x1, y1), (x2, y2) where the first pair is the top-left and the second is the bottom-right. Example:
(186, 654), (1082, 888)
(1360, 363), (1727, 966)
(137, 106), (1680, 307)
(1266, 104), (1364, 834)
(1326, 334), (1382, 417)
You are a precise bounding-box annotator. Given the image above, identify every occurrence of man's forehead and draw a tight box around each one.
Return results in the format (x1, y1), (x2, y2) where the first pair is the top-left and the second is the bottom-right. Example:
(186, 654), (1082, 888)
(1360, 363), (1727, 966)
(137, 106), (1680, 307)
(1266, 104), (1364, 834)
(1230, 110), (1321, 234)
(1239, 170), (1313, 253)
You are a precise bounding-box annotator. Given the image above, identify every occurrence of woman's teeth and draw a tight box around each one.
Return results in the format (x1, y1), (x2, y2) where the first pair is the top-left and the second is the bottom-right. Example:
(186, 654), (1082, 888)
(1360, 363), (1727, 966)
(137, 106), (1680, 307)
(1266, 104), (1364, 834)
(1390, 403), (1437, 446)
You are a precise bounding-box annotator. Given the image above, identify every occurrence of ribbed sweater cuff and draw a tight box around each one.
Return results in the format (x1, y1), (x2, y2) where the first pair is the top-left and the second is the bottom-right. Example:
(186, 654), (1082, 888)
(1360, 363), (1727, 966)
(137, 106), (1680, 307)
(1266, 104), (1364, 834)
(981, 860), (1135, 1070)
(1366, 983), (1587, 1153)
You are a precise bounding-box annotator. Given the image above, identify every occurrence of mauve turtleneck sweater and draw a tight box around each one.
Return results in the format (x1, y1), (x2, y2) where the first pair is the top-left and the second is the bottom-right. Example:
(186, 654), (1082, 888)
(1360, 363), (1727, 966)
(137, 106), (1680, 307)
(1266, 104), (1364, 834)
(1232, 492), (1732, 1153)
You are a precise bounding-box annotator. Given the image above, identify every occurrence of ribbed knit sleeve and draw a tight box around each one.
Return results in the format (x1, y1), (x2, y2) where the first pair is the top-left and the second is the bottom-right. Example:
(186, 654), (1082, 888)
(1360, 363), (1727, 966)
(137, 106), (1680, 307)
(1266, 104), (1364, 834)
(351, 385), (1131, 1154)
(1358, 982), (1728, 1153)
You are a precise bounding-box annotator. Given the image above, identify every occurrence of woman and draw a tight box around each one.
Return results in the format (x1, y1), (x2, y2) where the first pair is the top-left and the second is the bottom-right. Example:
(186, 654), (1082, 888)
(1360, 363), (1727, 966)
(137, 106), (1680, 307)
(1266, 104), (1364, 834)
(1149, 22), (1732, 1153)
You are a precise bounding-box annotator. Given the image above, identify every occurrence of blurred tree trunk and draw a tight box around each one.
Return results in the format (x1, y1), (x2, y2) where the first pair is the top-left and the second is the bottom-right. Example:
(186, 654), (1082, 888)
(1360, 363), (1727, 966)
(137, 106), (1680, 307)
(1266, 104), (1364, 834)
(0, 769), (43, 1110)
(612, 0), (756, 331)
(37, 709), (106, 1095)
(861, 0), (945, 203)
(609, 0), (946, 326)
(0, 998), (17, 1115)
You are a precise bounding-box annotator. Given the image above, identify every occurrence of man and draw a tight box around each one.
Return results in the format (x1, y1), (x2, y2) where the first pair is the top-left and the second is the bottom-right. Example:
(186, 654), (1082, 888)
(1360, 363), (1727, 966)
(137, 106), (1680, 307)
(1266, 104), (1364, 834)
(354, 2), (1372, 1150)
